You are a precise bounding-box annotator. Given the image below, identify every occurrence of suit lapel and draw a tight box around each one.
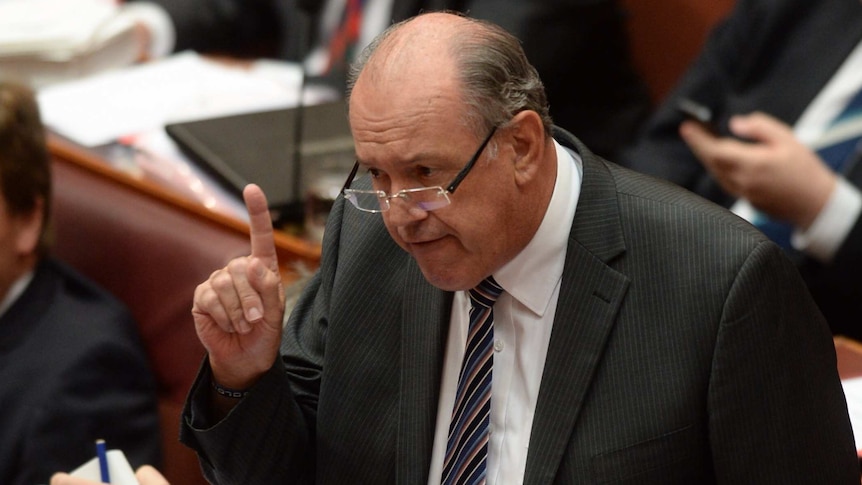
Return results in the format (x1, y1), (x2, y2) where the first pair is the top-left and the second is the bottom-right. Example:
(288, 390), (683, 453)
(396, 261), (451, 484)
(524, 133), (631, 483)
(390, 130), (632, 482)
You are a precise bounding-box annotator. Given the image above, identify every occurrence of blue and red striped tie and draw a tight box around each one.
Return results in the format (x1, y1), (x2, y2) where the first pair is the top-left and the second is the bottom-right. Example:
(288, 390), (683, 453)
(442, 276), (504, 485)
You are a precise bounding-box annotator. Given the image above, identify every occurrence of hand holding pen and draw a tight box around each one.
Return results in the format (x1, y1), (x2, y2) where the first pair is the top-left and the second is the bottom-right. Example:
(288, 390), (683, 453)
(49, 465), (169, 485)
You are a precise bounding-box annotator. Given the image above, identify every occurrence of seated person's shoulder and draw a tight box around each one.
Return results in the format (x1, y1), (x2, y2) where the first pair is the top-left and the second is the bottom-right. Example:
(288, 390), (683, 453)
(38, 258), (142, 343)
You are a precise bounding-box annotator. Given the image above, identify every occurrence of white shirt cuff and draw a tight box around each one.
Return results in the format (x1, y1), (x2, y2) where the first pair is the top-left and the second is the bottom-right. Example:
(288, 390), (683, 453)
(792, 177), (862, 263)
(116, 2), (175, 58)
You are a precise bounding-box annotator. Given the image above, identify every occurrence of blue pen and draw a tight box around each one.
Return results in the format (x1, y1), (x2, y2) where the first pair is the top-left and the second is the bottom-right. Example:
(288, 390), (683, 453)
(95, 439), (110, 484)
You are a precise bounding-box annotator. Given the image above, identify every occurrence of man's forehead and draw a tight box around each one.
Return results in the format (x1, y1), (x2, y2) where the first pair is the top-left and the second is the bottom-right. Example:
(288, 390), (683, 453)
(358, 13), (466, 85)
(350, 56), (461, 125)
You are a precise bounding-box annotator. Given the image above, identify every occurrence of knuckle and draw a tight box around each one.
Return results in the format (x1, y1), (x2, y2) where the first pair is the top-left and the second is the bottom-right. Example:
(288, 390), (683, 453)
(227, 256), (250, 275)
(240, 292), (261, 308)
(228, 306), (246, 325)
(210, 270), (236, 293)
(193, 284), (218, 311)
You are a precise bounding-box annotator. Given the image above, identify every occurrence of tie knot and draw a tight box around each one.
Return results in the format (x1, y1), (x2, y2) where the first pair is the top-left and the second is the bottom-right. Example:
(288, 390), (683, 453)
(469, 276), (503, 309)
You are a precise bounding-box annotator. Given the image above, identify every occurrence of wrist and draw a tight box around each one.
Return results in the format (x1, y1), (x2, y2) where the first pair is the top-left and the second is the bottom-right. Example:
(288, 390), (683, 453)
(212, 379), (248, 399)
(796, 172), (837, 230)
(209, 352), (276, 391)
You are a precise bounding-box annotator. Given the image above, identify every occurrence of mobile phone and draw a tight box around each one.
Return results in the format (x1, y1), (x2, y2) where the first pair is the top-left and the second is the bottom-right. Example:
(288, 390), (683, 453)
(676, 98), (719, 135)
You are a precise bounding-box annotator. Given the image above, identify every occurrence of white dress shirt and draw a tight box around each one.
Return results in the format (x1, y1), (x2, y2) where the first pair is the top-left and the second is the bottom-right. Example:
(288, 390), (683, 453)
(427, 141), (583, 485)
(0, 270), (33, 319)
(789, 37), (862, 262)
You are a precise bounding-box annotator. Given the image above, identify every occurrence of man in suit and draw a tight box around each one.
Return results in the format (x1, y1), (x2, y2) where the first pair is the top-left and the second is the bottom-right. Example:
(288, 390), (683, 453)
(130, 0), (650, 161)
(620, 0), (862, 340)
(180, 12), (859, 484)
(0, 82), (162, 484)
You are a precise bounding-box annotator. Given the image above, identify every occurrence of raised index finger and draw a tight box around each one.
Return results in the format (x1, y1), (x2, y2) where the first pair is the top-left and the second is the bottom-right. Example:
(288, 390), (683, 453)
(243, 184), (279, 272)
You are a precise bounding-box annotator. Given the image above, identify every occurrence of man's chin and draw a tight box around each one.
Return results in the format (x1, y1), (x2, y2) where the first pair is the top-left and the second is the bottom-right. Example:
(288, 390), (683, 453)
(416, 262), (474, 292)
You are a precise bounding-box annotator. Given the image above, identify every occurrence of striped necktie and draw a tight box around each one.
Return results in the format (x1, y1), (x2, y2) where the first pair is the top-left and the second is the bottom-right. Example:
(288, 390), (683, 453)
(442, 276), (504, 485)
(755, 86), (862, 249)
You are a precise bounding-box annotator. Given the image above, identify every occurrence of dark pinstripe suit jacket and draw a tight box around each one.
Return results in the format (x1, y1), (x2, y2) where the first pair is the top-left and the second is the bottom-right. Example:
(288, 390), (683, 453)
(181, 130), (859, 483)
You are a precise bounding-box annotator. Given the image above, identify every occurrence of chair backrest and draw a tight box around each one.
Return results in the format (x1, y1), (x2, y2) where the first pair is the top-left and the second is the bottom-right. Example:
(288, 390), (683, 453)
(49, 143), (259, 484)
(621, 0), (736, 103)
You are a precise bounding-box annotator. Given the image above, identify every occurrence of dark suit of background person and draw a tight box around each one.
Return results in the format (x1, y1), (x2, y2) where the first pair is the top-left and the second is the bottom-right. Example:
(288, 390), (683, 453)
(619, 0), (862, 341)
(136, 0), (652, 161)
(0, 82), (161, 485)
(177, 14), (857, 480)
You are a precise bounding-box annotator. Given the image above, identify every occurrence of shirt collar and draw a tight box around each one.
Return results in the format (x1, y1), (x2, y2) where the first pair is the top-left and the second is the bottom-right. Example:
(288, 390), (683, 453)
(0, 269), (34, 320)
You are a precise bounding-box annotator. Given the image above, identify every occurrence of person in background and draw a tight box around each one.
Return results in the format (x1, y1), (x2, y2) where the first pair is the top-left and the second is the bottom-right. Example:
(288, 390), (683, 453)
(0, 82), (161, 485)
(619, 0), (862, 340)
(127, 0), (651, 161)
(179, 12), (857, 483)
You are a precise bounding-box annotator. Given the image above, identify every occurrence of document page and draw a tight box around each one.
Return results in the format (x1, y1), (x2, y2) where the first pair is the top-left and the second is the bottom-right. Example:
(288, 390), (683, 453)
(69, 449), (138, 485)
(37, 51), (306, 147)
(840, 377), (862, 453)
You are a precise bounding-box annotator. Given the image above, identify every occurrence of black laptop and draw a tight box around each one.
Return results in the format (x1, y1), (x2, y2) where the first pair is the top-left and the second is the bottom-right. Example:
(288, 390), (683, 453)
(165, 100), (355, 215)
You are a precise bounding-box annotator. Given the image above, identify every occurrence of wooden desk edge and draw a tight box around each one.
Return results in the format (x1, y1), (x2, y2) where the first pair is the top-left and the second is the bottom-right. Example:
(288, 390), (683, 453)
(47, 133), (322, 278)
(835, 336), (862, 381)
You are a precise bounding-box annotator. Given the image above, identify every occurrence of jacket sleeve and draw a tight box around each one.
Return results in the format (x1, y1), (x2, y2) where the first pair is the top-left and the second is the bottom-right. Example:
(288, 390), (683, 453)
(707, 240), (859, 483)
(177, 197), (354, 484)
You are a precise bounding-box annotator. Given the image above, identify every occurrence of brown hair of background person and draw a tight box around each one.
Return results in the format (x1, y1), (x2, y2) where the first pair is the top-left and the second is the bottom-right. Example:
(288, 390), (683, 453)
(0, 82), (51, 256)
(0, 80), (162, 485)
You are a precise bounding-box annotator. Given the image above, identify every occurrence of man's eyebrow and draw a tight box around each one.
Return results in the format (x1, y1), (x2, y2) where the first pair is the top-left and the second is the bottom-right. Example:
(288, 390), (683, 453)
(354, 154), (433, 170)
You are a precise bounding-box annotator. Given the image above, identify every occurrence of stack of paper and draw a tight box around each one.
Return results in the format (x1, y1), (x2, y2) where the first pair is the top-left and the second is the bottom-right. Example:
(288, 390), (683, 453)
(0, 0), (139, 88)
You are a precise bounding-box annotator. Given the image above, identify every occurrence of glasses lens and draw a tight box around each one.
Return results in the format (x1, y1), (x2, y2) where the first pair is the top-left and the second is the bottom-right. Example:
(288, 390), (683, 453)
(345, 190), (386, 212)
(402, 187), (450, 211)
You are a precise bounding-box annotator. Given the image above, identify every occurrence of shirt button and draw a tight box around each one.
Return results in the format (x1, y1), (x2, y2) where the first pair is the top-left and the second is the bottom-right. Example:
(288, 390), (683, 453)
(494, 339), (505, 352)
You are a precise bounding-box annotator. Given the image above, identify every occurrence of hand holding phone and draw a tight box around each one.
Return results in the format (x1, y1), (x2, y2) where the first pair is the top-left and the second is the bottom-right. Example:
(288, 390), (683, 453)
(676, 98), (719, 135)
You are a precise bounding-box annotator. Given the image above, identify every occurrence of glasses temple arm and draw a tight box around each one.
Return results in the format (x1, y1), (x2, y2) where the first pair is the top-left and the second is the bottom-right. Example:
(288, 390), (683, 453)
(445, 126), (497, 194)
(340, 161), (361, 194)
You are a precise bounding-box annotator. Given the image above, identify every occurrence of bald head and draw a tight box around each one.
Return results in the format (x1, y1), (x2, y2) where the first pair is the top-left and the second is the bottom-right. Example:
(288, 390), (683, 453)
(362, 13), (473, 81)
(347, 11), (553, 136)
(350, 14), (466, 128)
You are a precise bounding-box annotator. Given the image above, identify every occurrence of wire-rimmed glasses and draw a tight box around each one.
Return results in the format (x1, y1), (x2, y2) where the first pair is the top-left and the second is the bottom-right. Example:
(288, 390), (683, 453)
(341, 126), (497, 213)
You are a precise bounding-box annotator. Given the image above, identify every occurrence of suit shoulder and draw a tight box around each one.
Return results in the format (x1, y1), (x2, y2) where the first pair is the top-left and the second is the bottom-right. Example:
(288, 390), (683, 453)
(602, 160), (767, 241)
(41, 258), (137, 331)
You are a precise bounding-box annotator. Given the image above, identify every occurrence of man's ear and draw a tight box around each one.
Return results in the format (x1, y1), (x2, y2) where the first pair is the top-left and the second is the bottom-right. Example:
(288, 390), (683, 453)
(507, 110), (547, 185)
(14, 197), (44, 256)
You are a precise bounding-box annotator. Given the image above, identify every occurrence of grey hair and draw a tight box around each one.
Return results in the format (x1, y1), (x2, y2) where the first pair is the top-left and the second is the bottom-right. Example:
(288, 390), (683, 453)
(346, 12), (553, 138)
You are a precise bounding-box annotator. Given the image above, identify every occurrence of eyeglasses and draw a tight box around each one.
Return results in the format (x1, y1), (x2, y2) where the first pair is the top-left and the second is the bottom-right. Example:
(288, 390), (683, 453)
(341, 126), (498, 213)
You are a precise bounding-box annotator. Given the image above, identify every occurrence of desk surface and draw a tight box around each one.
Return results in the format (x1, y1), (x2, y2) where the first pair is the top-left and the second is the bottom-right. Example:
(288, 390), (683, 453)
(837, 337), (862, 380)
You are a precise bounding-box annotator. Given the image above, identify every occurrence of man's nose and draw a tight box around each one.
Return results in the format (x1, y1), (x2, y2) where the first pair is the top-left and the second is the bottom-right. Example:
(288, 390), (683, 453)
(385, 195), (429, 227)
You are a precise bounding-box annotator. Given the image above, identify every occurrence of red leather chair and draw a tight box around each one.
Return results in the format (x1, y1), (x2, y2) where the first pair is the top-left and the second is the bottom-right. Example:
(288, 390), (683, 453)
(49, 136), (319, 484)
(621, 0), (737, 104)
